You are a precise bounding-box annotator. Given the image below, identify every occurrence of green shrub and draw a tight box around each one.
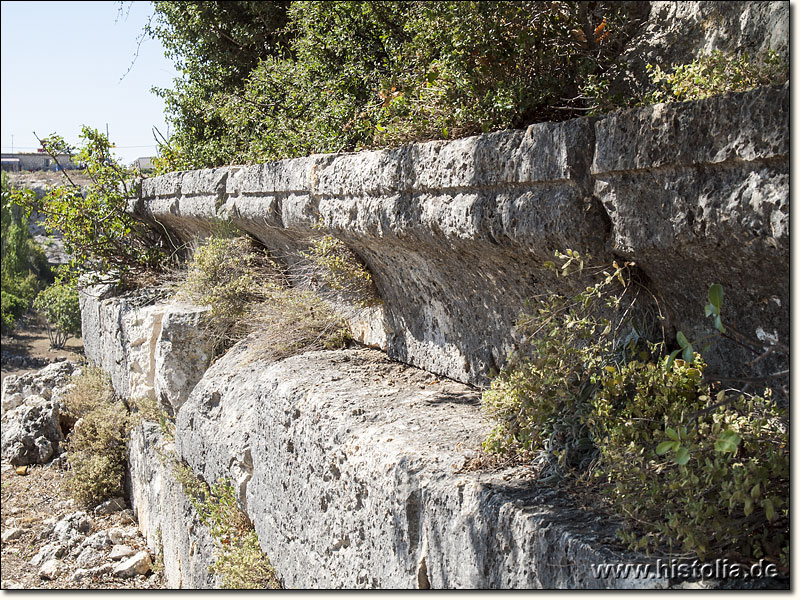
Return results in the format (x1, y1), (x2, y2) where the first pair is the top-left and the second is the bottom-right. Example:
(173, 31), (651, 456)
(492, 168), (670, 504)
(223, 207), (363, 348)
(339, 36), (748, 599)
(173, 463), (280, 589)
(62, 365), (116, 419)
(150, 1), (639, 167)
(129, 395), (176, 440)
(481, 251), (789, 565)
(590, 357), (788, 564)
(1, 172), (50, 332)
(482, 252), (635, 480)
(1, 289), (28, 333)
(644, 50), (788, 104)
(33, 279), (82, 349)
(63, 368), (129, 507)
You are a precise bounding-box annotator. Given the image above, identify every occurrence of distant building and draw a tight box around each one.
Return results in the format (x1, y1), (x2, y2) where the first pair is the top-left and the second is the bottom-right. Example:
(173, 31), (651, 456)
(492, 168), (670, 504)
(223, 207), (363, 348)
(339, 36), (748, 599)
(0, 152), (79, 172)
(135, 157), (156, 173)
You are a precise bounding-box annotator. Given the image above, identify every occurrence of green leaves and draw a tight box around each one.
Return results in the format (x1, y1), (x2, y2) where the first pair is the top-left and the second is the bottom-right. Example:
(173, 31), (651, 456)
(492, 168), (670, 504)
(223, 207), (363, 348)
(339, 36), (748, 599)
(645, 50), (788, 105)
(33, 279), (81, 349)
(674, 446), (690, 465)
(704, 283), (726, 333)
(707, 283), (723, 311)
(667, 283), (727, 371)
(656, 427), (690, 465)
(714, 429), (741, 454)
(656, 440), (677, 455)
(150, 1), (639, 167)
(10, 127), (170, 288)
(675, 330), (694, 363)
(485, 250), (788, 567)
(764, 498), (776, 522)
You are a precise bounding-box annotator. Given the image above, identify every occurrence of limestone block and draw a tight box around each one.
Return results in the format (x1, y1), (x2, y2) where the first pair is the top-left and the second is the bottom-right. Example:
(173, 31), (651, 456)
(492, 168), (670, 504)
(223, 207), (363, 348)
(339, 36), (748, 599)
(153, 304), (213, 415)
(1, 395), (64, 466)
(173, 344), (666, 589)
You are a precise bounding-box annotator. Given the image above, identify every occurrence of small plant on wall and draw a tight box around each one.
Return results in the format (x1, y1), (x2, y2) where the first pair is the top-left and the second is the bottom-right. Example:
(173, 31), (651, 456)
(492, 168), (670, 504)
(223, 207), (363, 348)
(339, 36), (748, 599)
(176, 232), (353, 360)
(481, 250), (788, 568)
(172, 462), (281, 589)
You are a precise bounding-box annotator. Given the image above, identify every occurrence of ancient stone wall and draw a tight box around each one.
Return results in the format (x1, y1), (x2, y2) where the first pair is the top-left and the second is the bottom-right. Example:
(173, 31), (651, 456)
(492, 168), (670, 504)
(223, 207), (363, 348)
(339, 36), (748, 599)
(132, 85), (789, 387)
(76, 83), (789, 589)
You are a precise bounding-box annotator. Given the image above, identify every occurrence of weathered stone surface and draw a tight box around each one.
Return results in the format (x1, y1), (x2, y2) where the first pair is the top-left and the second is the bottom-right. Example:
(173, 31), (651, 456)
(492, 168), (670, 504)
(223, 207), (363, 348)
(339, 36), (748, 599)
(107, 526), (137, 546)
(1, 395), (64, 466)
(68, 568), (92, 583)
(109, 544), (136, 561)
(79, 284), (133, 396)
(592, 85), (788, 173)
(38, 558), (64, 580)
(1, 360), (79, 415)
(83, 531), (112, 549)
(80, 289), (211, 414)
(153, 304), (213, 414)
(84, 47), (788, 590)
(52, 512), (93, 547)
(112, 551), (152, 578)
(127, 423), (218, 588)
(30, 543), (66, 567)
(76, 546), (105, 568)
(135, 85), (788, 386)
(619, 1), (788, 94)
(94, 497), (127, 516)
(2, 527), (24, 543)
(592, 85), (789, 376)
(169, 344), (665, 589)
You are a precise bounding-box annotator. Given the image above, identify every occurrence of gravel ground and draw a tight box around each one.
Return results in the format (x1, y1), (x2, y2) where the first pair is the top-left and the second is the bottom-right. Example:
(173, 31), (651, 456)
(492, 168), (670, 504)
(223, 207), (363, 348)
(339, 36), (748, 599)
(0, 461), (165, 590)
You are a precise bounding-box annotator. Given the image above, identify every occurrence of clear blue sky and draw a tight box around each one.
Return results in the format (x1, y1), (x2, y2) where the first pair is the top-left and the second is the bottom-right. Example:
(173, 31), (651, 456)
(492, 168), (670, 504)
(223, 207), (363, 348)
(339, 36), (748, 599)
(1, 1), (178, 165)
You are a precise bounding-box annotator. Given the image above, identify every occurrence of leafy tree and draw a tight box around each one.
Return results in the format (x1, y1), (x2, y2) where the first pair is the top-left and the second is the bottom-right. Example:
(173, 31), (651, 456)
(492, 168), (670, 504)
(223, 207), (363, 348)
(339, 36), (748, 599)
(148, 1), (640, 169)
(1, 172), (50, 333)
(9, 127), (174, 288)
(148, 1), (291, 169)
(33, 276), (82, 349)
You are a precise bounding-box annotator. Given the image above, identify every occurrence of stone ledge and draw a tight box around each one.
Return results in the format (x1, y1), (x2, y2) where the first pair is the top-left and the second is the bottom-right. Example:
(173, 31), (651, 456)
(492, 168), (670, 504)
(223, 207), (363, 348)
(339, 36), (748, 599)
(131, 86), (789, 387)
(592, 85), (788, 174)
(168, 342), (668, 589)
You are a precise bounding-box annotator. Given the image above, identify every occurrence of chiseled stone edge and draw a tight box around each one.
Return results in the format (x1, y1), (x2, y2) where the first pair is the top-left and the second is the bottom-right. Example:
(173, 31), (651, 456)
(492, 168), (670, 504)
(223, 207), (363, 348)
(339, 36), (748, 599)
(131, 85), (789, 387)
(171, 344), (670, 589)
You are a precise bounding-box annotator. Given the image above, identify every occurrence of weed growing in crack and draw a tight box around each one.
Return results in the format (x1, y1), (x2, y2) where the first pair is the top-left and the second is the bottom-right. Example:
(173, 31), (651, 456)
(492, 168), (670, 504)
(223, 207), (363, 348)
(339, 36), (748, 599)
(172, 461), (280, 589)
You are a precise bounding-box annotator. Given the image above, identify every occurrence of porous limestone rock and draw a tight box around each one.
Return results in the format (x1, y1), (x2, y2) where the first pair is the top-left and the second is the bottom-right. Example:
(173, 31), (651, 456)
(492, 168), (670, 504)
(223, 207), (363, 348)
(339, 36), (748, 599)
(592, 84), (789, 376)
(127, 423), (219, 589)
(38, 558), (65, 580)
(153, 304), (213, 415)
(91, 56), (788, 591)
(109, 544), (136, 561)
(1, 360), (79, 415)
(94, 497), (126, 516)
(112, 551), (153, 578)
(83, 530), (112, 549)
(30, 543), (66, 568)
(52, 512), (93, 547)
(76, 546), (105, 569)
(159, 343), (667, 589)
(1, 395), (64, 466)
(135, 85), (788, 387)
(80, 289), (212, 415)
(2, 528), (24, 543)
